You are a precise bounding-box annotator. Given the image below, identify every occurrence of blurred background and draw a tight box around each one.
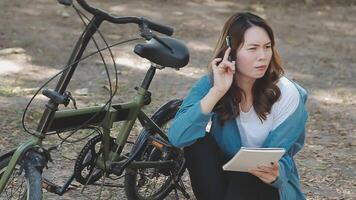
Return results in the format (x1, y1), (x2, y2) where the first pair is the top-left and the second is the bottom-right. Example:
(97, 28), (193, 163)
(0, 0), (355, 199)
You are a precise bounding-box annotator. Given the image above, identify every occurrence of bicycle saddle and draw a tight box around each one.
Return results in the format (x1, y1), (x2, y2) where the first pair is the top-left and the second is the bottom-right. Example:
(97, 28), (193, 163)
(134, 37), (189, 69)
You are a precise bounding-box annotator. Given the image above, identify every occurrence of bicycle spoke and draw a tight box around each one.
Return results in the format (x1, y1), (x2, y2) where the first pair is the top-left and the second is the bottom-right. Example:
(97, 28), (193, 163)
(149, 174), (157, 197)
(143, 175), (150, 197)
(80, 162), (99, 194)
(1, 166), (27, 200)
(134, 166), (170, 198)
(18, 179), (25, 199)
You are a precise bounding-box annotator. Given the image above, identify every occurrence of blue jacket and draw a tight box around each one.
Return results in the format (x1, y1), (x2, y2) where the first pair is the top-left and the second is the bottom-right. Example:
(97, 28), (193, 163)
(168, 75), (308, 200)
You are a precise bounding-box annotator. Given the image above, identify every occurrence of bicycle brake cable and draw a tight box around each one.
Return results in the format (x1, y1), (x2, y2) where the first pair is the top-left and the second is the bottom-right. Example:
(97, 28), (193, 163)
(21, 37), (140, 137)
(40, 2), (142, 145)
(21, 31), (141, 137)
(54, 4), (120, 145)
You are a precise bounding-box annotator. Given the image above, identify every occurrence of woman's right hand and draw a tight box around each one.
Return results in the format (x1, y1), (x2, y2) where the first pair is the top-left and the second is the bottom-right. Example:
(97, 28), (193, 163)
(211, 47), (236, 96)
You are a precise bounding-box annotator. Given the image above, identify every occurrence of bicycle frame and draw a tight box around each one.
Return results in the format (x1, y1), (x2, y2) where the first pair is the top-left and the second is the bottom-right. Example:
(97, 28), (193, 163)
(0, 13), (175, 193)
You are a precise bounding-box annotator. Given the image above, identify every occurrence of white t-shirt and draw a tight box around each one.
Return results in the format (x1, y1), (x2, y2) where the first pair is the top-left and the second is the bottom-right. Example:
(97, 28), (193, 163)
(236, 76), (300, 148)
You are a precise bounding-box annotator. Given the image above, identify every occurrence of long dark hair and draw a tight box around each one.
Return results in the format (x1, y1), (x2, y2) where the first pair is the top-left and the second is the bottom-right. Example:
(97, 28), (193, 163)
(209, 12), (284, 125)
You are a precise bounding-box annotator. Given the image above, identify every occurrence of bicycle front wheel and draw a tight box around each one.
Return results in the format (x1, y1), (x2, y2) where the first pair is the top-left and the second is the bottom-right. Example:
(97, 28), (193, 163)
(0, 150), (43, 200)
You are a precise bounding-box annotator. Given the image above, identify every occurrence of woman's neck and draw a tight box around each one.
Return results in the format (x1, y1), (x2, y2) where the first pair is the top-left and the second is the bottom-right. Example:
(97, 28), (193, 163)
(237, 73), (255, 95)
(236, 74), (256, 112)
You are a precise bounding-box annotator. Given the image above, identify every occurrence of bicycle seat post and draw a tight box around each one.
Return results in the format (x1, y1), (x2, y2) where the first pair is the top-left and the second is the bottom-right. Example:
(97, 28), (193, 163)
(140, 65), (156, 90)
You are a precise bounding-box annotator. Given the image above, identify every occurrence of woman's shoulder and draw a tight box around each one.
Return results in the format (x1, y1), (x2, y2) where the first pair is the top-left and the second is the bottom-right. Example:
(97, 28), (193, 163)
(276, 76), (300, 100)
(270, 76), (308, 129)
(276, 76), (308, 104)
(277, 76), (298, 94)
(270, 76), (302, 126)
(273, 76), (300, 113)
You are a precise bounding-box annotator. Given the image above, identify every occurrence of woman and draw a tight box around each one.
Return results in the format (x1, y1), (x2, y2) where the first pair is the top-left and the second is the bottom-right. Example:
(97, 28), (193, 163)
(168, 12), (308, 200)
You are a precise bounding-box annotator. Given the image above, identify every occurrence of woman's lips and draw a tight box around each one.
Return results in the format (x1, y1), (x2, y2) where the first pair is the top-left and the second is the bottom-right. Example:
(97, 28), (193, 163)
(255, 65), (267, 70)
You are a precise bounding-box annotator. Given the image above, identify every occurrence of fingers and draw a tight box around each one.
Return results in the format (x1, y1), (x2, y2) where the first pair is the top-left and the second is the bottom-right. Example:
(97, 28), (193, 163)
(220, 61), (235, 73)
(230, 61), (236, 72)
(257, 165), (279, 176)
(222, 47), (231, 61)
(211, 58), (222, 68)
(251, 163), (279, 173)
(211, 48), (235, 74)
(248, 169), (276, 184)
(249, 170), (270, 180)
(257, 165), (274, 171)
(211, 47), (234, 66)
(248, 163), (279, 184)
(272, 162), (279, 170)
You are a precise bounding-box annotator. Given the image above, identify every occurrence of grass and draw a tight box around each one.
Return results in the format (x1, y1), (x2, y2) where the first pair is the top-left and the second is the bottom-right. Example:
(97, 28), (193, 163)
(0, 87), (16, 97)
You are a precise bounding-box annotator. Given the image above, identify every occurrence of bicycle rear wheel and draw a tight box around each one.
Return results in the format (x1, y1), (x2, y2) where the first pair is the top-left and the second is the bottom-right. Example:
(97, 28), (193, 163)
(124, 99), (185, 200)
(0, 150), (43, 200)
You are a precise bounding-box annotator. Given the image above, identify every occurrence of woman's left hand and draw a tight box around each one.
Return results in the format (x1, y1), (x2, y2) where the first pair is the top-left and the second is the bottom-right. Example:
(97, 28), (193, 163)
(248, 162), (279, 184)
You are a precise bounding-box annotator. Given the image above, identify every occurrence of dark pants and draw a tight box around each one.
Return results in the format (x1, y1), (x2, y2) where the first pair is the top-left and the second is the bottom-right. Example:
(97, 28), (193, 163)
(184, 134), (280, 200)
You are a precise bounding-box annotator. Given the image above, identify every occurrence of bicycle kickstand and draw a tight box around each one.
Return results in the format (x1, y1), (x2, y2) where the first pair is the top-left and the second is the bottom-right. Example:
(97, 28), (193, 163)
(42, 173), (79, 195)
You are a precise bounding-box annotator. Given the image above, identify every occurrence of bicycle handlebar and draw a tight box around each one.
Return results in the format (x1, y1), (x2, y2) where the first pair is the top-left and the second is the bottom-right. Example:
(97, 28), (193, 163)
(76, 0), (174, 36)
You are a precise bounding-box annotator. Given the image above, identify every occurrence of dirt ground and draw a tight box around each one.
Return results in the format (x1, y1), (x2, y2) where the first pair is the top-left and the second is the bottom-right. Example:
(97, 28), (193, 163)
(0, 0), (355, 199)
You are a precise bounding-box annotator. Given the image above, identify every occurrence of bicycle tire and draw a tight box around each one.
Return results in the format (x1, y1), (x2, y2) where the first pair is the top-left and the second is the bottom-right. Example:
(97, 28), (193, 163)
(0, 150), (43, 200)
(124, 99), (184, 200)
(0, 151), (13, 179)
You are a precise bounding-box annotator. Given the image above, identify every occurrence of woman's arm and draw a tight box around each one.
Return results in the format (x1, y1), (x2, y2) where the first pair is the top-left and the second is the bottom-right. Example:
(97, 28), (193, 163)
(261, 81), (309, 188)
(168, 75), (214, 147)
(200, 87), (225, 114)
(168, 48), (235, 147)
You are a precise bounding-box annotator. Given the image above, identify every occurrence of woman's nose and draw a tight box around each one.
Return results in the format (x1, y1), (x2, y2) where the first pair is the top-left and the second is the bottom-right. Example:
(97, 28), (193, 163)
(257, 48), (267, 60)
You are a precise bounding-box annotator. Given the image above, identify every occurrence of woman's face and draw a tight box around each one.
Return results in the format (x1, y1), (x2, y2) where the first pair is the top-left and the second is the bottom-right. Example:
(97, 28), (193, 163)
(235, 26), (272, 81)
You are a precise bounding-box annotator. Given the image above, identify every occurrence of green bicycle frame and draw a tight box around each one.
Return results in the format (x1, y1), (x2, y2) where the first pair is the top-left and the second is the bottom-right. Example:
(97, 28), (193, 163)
(1, 15), (105, 193)
(0, 12), (175, 193)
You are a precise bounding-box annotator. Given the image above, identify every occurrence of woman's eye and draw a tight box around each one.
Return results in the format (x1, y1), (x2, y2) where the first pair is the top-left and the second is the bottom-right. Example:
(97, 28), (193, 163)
(248, 48), (256, 50)
(266, 45), (272, 49)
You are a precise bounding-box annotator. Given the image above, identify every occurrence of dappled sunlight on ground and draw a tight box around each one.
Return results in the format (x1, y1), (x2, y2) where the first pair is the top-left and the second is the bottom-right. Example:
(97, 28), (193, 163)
(0, 58), (23, 75)
(0, 0), (355, 199)
(186, 40), (214, 52)
(311, 88), (356, 106)
(0, 49), (61, 80)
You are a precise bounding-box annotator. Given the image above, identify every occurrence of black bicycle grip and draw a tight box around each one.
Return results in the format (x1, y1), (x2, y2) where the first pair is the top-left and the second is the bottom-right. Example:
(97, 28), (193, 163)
(143, 18), (174, 36)
(57, 0), (72, 6)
